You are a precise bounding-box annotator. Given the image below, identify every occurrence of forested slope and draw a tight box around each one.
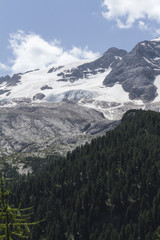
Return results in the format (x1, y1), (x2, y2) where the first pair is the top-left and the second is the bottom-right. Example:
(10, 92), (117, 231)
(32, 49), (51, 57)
(12, 109), (160, 239)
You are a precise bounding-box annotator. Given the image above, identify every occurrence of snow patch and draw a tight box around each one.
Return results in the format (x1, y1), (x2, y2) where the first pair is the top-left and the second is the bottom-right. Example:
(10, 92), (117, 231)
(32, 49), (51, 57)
(143, 57), (160, 68)
(154, 57), (160, 61)
(151, 37), (160, 42)
(115, 56), (122, 60)
(153, 75), (160, 102)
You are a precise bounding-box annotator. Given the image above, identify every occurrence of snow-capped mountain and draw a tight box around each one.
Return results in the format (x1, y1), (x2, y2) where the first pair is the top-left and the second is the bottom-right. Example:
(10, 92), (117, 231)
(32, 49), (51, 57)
(1, 39), (160, 157)
(104, 39), (160, 102)
(0, 47), (128, 120)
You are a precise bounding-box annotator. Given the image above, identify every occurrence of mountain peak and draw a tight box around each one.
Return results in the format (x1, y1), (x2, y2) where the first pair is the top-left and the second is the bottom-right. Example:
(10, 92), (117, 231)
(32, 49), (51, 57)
(103, 39), (160, 102)
(102, 47), (127, 59)
(151, 37), (160, 42)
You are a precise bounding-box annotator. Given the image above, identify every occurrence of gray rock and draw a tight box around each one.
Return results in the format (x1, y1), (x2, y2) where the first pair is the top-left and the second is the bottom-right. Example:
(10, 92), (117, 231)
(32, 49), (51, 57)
(0, 102), (117, 156)
(103, 40), (160, 102)
(0, 90), (10, 95)
(33, 93), (45, 100)
(48, 66), (64, 73)
(55, 48), (127, 83)
(41, 85), (53, 90)
(0, 74), (21, 87)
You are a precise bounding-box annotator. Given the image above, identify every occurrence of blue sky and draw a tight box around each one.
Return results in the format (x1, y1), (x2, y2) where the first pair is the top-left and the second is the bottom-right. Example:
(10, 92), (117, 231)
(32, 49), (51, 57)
(0, 0), (160, 76)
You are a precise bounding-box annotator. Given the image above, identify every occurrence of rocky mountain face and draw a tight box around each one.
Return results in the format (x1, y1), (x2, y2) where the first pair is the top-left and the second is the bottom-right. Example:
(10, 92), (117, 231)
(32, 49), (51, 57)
(104, 40), (160, 102)
(47, 47), (127, 81)
(1, 39), (160, 161)
(0, 102), (119, 157)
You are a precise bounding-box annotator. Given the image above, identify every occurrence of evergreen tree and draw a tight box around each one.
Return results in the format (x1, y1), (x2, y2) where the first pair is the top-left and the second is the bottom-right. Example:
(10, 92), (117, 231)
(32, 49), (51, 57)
(0, 176), (41, 240)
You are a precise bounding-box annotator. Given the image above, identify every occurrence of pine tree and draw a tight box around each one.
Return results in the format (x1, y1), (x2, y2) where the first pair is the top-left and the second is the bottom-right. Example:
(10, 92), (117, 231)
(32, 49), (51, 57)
(153, 226), (160, 240)
(0, 176), (42, 240)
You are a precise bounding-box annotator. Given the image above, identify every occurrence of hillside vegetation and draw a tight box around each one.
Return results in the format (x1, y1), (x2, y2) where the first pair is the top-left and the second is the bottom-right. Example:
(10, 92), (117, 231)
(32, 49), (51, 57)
(11, 109), (160, 239)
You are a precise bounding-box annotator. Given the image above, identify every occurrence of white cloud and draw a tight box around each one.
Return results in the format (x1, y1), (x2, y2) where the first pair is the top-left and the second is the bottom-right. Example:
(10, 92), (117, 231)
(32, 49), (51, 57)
(138, 21), (149, 31)
(0, 63), (9, 71)
(155, 29), (160, 35)
(102, 0), (160, 29)
(9, 31), (99, 74)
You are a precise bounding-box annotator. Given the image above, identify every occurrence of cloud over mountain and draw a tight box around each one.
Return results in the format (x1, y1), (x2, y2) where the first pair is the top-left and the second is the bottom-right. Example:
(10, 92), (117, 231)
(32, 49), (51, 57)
(9, 31), (99, 73)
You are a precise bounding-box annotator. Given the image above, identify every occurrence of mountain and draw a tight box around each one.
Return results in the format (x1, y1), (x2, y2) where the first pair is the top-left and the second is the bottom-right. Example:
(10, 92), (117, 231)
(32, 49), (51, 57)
(0, 102), (119, 156)
(11, 109), (160, 240)
(104, 39), (160, 102)
(1, 38), (160, 160)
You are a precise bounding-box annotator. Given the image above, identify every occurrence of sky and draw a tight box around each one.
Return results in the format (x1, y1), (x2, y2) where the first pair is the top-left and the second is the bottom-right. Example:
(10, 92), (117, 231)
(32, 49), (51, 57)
(0, 0), (160, 77)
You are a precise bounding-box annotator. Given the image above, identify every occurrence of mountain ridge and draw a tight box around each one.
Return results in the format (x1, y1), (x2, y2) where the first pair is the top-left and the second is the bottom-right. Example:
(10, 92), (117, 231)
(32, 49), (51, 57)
(103, 40), (160, 102)
(1, 38), (160, 159)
